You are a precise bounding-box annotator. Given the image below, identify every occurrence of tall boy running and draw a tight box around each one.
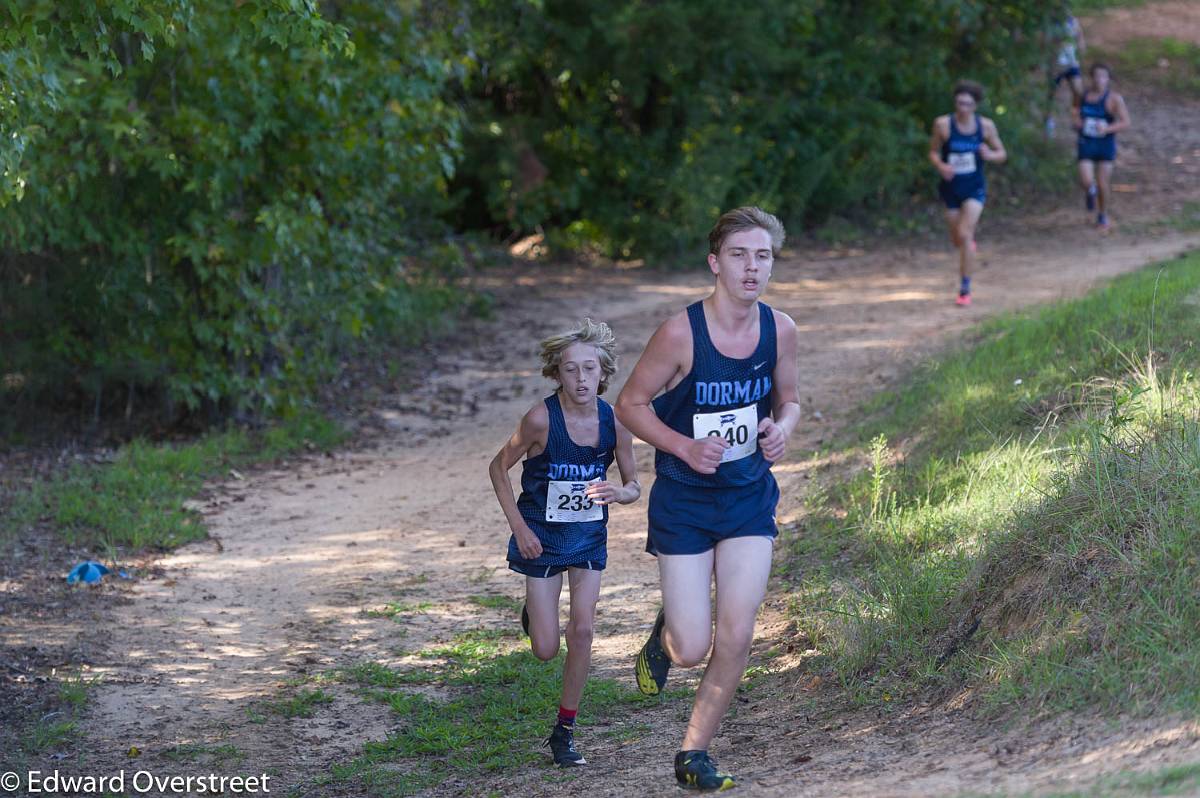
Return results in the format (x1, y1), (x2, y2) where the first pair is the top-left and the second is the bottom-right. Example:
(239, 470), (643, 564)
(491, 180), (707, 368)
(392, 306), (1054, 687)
(616, 207), (800, 791)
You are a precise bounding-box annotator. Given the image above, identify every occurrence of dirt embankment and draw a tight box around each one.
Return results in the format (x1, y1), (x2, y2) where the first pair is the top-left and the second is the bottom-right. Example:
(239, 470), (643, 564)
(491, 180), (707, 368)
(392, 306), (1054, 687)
(5, 3), (1200, 796)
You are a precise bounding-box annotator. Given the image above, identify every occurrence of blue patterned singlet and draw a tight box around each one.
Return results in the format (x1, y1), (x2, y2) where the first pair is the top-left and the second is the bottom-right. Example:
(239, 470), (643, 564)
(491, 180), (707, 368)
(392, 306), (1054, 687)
(651, 301), (777, 488)
(508, 393), (615, 568)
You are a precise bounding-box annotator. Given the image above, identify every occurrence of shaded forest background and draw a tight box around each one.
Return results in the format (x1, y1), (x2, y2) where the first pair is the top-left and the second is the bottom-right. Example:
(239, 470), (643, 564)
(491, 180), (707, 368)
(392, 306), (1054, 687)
(0, 1), (1069, 426)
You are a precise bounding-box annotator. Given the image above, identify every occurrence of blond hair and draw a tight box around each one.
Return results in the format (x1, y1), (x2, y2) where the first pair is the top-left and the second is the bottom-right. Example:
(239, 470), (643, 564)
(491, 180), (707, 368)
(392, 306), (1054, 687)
(708, 206), (786, 257)
(539, 319), (618, 395)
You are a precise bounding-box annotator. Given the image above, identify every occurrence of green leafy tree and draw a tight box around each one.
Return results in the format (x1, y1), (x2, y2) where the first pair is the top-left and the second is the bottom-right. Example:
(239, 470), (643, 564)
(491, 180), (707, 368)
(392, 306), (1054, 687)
(1, 1), (464, 420)
(456, 0), (1058, 260)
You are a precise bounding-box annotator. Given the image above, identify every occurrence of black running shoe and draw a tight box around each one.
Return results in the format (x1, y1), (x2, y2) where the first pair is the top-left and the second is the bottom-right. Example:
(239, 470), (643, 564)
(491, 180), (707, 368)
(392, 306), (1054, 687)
(546, 722), (586, 767)
(675, 750), (736, 791)
(635, 609), (670, 696)
(521, 603), (530, 636)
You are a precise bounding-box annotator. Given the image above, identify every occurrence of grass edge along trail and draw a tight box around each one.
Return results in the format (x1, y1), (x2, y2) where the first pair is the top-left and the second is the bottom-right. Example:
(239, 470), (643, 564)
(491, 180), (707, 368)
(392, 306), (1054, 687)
(0, 411), (346, 773)
(1, 411), (345, 553)
(306, 627), (687, 798)
(778, 250), (1200, 719)
(955, 760), (1200, 798)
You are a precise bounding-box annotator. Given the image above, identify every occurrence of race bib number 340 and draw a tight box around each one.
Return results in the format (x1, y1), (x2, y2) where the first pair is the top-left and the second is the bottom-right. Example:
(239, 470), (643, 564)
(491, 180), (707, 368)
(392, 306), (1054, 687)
(546, 479), (602, 523)
(693, 404), (758, 464)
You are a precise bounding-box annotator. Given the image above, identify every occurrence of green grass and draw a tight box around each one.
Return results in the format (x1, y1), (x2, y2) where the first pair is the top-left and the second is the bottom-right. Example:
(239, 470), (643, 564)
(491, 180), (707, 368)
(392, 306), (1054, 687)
(11, 669), (99, 759)
(58, 671), (99, 710)
(1, 410), (343, 551)
(601, 720), (653, 744)
(1075, 0), (1146, 11)
(1169, 201), (1200, 233)
(364, 601), (435, 619)
(21, 718), (77, 753)
(324, 626), (674, 797)
(1049, 763), (1200, 797)
(780, 251), (1200, 714)
(263, 688), (336, 719)
(1091, 37), (1200, 97)
(964, 761), (1200, 798)
(162, 743), (246, 765)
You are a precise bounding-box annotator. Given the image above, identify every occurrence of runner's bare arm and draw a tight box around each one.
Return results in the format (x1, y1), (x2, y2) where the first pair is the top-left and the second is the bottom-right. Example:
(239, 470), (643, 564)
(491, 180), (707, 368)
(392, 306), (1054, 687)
(587, 418), (641, 505)
(980, 119), (1007, 163)
(615, 313), (729, 475)
(758, 311), (801, 462)
(488, 403), (548, 557)
(929, 117), (955, 180)
(1106, 94), (1131, 135)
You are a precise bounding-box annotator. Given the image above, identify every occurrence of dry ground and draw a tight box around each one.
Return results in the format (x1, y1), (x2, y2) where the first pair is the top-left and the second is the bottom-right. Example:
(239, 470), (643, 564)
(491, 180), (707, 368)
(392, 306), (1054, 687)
(4, 3), (1200, 796)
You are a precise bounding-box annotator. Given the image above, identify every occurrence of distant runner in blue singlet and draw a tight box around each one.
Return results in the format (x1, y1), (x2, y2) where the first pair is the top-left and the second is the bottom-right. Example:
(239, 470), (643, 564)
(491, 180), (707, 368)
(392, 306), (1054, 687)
(929, 80), (1007, 307)
(1045, 11), (1086, 136)
(616, 206), (801, 792)
(1074, 63), (1131, 232)
(488, 319), (640, 768)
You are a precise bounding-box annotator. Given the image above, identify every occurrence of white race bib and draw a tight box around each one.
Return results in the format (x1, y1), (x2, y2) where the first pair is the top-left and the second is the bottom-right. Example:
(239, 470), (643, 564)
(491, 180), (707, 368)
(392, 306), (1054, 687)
(546, 479), (602, 523)
(948, 151), (976, 176)
(693, 404), (758, 464)
(1082, 117), (1105, 138)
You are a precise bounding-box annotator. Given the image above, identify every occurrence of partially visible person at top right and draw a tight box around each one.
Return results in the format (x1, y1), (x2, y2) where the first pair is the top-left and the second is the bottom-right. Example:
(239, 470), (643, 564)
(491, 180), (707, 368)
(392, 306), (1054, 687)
(1074, 63), (1131, 233)
(1046, 8), (1086, 136)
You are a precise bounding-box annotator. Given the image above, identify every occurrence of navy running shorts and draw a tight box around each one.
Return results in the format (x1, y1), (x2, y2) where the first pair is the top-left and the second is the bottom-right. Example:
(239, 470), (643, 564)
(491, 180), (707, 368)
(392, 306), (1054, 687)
(939, 180), (987, 210)
(1054, 65), (1082, 85)
(646, 473), (779, 556)
(1077, 137), (1116, 162)
(508, 558), (605, 578)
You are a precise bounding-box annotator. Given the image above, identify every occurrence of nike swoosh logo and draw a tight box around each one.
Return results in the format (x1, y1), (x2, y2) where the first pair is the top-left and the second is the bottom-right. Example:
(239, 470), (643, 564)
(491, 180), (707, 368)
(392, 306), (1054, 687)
(753, 361), (767, 371)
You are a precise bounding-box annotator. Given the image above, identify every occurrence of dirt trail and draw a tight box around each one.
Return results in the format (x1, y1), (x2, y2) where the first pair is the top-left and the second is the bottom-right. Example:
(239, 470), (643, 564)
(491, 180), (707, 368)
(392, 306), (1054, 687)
(74, 227), (1200, 797)
(69, 5), (1200, 796)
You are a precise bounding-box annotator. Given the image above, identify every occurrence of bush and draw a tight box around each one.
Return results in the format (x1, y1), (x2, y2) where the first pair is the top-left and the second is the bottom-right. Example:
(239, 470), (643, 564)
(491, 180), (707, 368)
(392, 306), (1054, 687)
(0, 2), (465, 420)
(455, 0), (1061, 261)
(0, 1), (1081, 421)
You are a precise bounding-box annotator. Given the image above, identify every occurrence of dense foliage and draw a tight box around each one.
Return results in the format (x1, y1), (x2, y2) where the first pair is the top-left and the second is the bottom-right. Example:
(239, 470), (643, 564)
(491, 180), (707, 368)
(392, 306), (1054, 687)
(457, 0), (1060, 259)
(1, 1), (464, 420)
(0, 1), (1066, 422)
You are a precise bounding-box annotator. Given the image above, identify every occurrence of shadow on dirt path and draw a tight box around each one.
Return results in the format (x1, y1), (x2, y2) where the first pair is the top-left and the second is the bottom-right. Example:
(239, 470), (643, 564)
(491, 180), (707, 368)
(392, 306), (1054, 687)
(13, 3), (1200, 797)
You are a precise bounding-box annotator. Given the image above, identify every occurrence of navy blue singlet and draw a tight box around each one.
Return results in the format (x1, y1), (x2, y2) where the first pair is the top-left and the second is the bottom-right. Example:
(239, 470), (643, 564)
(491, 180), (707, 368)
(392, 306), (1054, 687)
(1078, 90), (1117, 162)
(1079, 90), (1114, 139)
(509, 393), (615, 568)
(652, 301), (777, 488)
(940, 114), (986, 200)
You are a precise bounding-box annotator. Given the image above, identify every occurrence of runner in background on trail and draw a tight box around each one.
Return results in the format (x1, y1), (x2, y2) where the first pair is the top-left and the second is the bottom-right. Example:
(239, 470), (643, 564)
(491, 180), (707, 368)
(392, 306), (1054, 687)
(488, 318), (641, 768)
(1074, 63), (1131, 233)
(1046, 8), (1086, 137)
(929, 80), (1008, 308)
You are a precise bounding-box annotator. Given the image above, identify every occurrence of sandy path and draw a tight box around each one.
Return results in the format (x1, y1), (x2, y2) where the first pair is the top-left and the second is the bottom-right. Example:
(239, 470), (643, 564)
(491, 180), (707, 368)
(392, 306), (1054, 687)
(72, 5), (1200, 795)
(74, 229), (1200, 797)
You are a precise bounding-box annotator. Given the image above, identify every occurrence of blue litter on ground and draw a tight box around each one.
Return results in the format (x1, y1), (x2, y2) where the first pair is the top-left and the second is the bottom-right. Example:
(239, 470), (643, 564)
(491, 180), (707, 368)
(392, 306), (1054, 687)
(67, 561), (111, 584)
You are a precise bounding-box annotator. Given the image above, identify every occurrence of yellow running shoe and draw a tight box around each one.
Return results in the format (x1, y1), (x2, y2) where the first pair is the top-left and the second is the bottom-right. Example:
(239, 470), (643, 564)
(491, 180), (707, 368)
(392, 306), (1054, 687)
(634, 609), (670, 696)
(675, 750), (737, 791)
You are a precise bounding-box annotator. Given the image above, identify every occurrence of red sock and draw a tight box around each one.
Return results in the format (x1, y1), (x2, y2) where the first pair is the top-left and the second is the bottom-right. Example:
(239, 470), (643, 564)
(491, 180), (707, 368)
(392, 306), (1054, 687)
(557, 706), (577, 727)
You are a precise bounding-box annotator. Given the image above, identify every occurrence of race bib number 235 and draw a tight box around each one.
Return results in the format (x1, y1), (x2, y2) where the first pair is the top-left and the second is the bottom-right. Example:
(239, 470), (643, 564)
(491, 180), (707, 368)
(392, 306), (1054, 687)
(546, 479), (602, 523)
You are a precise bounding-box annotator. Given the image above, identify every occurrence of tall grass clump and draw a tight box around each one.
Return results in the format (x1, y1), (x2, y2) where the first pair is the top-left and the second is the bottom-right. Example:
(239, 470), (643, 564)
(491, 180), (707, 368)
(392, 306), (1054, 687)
(781, 254), (1200, 713)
